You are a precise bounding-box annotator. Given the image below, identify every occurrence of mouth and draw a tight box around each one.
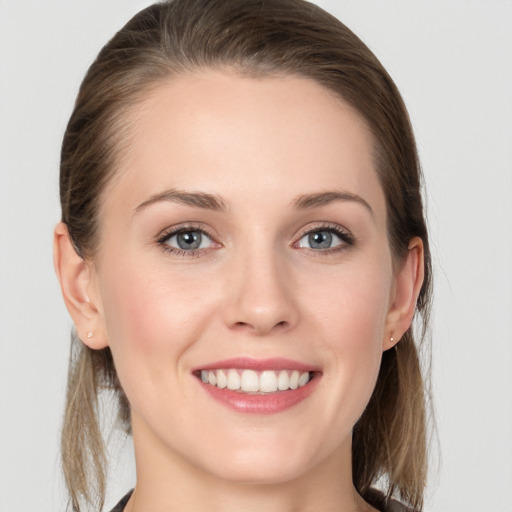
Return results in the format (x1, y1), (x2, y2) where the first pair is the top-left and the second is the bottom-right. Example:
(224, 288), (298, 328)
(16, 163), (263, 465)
(196, 368), (315, 394)
(193, 358), (321, 414)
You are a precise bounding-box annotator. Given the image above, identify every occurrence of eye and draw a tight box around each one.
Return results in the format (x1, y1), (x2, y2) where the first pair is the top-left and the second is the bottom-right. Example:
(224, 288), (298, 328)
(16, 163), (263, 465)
(160, 228), (215, 253)
(296, 227), (353, 251)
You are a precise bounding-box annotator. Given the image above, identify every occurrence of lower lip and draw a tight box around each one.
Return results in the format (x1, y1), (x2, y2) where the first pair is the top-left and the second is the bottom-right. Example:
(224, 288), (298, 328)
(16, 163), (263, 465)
(198, 375), (320, 414)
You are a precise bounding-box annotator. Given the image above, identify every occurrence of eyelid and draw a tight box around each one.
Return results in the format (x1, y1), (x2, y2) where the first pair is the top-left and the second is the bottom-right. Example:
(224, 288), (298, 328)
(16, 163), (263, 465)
(292, 222), (355, 250)
(154, 221), (354, 257)
(156, 223), (221, 256)
(156, 222), (212, 242)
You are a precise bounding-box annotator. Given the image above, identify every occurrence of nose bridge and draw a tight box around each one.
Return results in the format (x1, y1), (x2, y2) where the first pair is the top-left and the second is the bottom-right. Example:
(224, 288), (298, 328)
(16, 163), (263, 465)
(223, 238), (298, 335)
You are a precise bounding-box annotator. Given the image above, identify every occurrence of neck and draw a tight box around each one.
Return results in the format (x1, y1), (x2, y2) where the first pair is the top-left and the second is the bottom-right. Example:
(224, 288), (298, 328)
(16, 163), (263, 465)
(125, 419), (374, 512)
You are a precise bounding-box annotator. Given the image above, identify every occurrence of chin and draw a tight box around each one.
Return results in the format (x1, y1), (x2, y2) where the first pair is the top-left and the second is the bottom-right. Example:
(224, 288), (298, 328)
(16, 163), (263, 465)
(203, 456), (311, 486)
(191, 433), (329, 486)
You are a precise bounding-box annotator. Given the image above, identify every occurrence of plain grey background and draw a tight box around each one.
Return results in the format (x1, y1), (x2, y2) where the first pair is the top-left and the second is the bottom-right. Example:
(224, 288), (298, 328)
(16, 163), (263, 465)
(0, 1), (511, 511)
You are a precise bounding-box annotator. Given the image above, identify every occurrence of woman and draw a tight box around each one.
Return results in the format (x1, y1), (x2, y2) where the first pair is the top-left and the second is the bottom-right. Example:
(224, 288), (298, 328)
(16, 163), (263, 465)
(53, 0), (432, 511)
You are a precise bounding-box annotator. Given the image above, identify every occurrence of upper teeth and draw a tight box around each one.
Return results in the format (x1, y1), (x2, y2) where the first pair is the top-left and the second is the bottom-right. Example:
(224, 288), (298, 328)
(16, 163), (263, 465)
(200, 369), (311, 393)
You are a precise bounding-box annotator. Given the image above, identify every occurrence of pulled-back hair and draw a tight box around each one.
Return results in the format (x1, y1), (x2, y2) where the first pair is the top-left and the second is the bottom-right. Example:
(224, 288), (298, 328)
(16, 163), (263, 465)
(60, 1), (432, 510)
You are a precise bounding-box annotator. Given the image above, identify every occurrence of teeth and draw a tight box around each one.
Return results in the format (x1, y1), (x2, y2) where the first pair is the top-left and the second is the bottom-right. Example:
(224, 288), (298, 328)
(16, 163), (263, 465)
(260, 370), (278, 393)
(298, 371), (309, 387)
(277, 370), (290, 391)
(216, 369), (227, 389)
(200, 369), (312, 393)
(241, 369), (259, 392)
(289, 370), (299, 390)
(227, 369), (241, 390)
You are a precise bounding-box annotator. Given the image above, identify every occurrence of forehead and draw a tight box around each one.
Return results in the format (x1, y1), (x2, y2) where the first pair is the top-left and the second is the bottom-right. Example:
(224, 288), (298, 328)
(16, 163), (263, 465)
(102, 70), (384, 219)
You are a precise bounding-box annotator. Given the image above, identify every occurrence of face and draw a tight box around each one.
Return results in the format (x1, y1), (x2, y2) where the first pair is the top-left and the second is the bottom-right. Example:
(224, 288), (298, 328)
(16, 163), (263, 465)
(89, 70), (396, 485)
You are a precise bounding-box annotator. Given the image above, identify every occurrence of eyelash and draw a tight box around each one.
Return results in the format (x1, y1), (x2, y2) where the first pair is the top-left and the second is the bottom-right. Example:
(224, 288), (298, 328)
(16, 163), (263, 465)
(156, 224), (218, 257)
(156, 223), (355, 257)
(293, 223), (355, 253)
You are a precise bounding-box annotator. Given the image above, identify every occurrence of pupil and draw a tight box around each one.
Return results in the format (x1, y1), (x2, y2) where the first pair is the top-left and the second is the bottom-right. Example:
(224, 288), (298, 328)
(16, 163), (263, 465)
(309, 231), (332, 249)
(177, 231), (201, 250)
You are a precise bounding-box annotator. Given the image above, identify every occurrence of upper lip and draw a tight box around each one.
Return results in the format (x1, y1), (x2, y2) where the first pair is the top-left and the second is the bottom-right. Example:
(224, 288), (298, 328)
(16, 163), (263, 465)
(192, 357), (321, 373)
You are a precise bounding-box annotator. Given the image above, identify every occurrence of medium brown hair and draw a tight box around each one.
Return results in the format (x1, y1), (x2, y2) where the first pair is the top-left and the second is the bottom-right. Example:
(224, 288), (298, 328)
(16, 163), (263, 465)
(60, 1), (432, 510)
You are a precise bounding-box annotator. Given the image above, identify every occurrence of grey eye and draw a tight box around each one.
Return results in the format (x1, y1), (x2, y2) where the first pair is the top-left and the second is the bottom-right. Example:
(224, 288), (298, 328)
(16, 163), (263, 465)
(165, 230), (212, 250)
(298, 230), (342, 250)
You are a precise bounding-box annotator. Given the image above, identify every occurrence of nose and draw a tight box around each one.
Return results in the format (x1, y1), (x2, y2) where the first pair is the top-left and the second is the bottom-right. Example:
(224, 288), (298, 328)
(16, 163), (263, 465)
(222, 247), (299, 336)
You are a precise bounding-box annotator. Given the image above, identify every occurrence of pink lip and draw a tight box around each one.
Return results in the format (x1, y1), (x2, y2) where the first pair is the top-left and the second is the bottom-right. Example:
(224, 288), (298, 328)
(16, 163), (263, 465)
(193, 357), (321, 373)
(199, 376), (320, 414)
(193, 357), (322, 415)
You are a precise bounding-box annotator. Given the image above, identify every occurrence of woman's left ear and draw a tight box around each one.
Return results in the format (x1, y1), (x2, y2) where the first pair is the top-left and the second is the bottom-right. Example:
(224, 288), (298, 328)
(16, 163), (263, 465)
(53, 222), (109, 350)
(384, 236), (424, 351)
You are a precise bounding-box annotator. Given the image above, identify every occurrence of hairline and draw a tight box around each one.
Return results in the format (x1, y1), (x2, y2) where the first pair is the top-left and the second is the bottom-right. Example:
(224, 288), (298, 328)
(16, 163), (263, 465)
(92, 64), (386, 256)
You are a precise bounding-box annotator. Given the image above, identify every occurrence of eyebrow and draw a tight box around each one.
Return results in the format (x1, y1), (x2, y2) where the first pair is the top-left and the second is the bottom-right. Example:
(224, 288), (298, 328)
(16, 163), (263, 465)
(291, 191), (374, 217)
(134, 188), (373, 217)
(134, 188), (228, 213)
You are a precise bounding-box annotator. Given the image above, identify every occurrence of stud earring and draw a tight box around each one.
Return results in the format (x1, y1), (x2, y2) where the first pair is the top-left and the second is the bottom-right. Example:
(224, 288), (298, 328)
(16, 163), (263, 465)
(390, 336), (394, 342)
(87, 332), (93, 339)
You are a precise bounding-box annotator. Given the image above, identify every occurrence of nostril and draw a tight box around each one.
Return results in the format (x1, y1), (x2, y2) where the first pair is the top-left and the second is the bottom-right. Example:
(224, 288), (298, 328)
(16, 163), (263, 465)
(231, 319), (289, 334)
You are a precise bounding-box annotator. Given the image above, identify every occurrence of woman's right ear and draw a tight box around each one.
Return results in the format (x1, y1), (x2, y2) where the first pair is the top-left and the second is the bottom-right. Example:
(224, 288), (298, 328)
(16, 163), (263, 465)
(53, 222), (109, 349)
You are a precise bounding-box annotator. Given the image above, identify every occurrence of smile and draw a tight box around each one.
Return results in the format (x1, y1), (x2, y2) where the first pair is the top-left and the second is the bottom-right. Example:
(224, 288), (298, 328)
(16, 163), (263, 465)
(199, 369), (312, 394)
(194, 358), (321, 414)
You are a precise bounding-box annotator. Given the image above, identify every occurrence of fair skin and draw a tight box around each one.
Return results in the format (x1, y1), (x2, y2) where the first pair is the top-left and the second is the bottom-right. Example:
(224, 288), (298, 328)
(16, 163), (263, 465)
(54, 70), (424, 512)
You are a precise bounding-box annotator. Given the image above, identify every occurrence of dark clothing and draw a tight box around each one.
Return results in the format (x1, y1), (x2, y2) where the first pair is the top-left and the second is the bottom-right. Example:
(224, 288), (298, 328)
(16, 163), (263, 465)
(109, 489), (413, 512)
(109, 491), (132, 512)
(365, 488), (414, 512)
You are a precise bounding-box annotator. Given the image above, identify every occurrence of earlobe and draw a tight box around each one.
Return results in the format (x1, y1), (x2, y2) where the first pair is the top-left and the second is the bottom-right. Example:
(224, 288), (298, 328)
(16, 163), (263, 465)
(53, 222), (109, 349)
(383, 237), (424, 351)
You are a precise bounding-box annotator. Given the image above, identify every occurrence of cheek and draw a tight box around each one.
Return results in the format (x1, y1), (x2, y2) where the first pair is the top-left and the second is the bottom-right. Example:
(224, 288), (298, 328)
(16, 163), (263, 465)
(303, 257), (392, 412)
(306, 256), (392, 344)
(97, 260), (218, 383)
